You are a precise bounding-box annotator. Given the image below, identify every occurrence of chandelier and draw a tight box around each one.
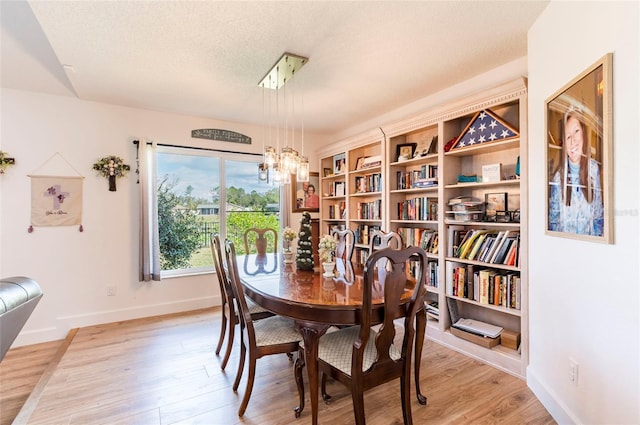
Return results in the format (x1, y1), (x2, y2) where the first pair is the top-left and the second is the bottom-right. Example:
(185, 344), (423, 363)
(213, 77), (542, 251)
(258, 53), (309, 185)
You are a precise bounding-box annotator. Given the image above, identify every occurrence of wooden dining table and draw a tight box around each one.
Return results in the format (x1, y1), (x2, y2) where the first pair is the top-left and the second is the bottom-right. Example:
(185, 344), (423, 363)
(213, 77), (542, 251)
(237, 253), (427, 425)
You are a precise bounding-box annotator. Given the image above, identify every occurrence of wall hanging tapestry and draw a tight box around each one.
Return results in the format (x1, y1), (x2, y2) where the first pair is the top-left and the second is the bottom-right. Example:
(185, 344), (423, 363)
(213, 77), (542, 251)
(28, 152), (84, 232)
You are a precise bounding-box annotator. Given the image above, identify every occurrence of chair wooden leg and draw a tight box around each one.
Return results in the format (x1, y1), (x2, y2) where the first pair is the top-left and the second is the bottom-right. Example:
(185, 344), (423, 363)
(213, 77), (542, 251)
(400, 374), (413, 425)
(233, 326), (246, 391)
(352, 387), (366, 425)
(221, 313), (236, 370)
(238, 354), (257, 416)
(321, 373), (332, 402)
(293, 350), (305, 418)
(215, 302), (227, 355)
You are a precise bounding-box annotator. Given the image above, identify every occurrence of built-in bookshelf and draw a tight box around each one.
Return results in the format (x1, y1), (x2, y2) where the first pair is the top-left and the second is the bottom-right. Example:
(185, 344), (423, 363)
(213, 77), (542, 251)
(319, 130), (385, 266)
(317, 78), (528, 378)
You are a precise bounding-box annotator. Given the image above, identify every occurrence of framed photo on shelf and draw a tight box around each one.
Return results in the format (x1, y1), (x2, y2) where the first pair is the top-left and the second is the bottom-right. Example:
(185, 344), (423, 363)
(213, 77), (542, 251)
(545, 53), (612, 243)
(485, 192), (508, 220)
(323, 167), (333, 177)
(292, 172), (320, 213)
(395, 143), (416, 162)
(333, 153), (346, 175)
(355, 156), (366, 170)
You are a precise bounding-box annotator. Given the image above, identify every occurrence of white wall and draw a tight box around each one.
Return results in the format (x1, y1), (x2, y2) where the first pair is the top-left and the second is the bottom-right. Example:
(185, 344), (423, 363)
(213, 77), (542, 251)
(527, 2), (639, 424)
(0, 89), (325, 346)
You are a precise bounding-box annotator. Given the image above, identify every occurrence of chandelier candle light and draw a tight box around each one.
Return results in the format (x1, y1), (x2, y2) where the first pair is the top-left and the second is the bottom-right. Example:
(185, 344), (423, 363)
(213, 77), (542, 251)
(258, 52), (309, 185)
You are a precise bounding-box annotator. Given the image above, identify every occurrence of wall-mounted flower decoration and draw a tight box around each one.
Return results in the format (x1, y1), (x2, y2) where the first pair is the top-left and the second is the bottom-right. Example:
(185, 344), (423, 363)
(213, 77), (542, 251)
(0, 151), (16, 174)
(92, 155), (130, 191)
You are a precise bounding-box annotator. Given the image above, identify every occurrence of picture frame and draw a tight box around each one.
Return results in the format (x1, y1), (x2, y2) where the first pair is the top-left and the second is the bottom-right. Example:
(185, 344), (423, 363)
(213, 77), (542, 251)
(355, 156), (366, 170)
(545, 53), (613, 243)
(485, 192), (508, 220)
(395, 143), (417, 162)
(323, 167), (333, 177)
(333, 153), (346, 175)
(292, 172), (320, 213)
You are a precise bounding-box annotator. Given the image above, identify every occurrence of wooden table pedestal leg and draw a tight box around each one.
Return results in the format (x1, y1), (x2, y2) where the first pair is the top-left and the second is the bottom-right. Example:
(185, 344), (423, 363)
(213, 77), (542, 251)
(295, 322), (329, 425)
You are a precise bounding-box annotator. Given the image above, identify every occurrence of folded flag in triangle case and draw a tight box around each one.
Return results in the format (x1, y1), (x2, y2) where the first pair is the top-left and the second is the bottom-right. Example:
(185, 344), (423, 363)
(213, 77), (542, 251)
(452, 109), (519, 150)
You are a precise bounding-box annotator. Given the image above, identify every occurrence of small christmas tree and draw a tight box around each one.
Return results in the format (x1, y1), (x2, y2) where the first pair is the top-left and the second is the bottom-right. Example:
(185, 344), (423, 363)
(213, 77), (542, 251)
(296, 211), (315, 270)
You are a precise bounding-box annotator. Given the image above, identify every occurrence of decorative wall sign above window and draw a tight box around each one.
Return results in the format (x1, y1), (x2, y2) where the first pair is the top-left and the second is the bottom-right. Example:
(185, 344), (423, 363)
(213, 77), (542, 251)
(191, 129), (251, 144)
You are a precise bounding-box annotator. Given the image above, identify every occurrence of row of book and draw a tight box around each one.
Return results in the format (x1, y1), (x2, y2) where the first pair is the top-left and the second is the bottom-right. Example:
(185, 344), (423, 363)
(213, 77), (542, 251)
(354, 173), (382, 193)
(354, 224), (381, 246)
(327, 202), (346, 220)
(328, 181), (345, 197)
(356, 200), (382, 220)
(397, 227), (438, 255)
(406, 257), (439, 288)
(449, 265), (521, 310)
(451, 229), (519, 266)
(396, 165), (438, 190)
(397, 197), (438, 221)
(356, 248), (370, 267)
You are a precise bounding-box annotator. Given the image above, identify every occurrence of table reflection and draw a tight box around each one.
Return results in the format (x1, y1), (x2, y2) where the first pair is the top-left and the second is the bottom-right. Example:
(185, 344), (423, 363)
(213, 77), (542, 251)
(242, 252), (278, 276)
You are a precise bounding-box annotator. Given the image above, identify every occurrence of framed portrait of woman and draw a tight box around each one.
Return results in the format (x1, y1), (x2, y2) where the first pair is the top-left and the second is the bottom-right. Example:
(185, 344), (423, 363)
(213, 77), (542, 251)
(545, 53), (613, 243)
(292, 172), (320, 213)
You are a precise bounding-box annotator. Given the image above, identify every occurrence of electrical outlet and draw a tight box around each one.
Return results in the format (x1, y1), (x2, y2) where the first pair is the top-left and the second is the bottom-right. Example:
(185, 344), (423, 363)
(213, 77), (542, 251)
(106, 285), (116, 296)
(569, 358), (579, 386)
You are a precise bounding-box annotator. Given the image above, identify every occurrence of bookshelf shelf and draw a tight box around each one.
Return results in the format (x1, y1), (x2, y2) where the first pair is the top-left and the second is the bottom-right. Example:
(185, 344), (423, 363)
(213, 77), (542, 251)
(390, 187), (438, 194)
(444, 138), (520, 157)
(446, 294), (522, 317)
(444, 180), (520, 189)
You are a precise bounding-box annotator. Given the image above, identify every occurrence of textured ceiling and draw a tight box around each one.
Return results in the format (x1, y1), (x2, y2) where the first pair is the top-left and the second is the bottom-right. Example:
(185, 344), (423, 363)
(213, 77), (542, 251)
(1, 1), (548, 136)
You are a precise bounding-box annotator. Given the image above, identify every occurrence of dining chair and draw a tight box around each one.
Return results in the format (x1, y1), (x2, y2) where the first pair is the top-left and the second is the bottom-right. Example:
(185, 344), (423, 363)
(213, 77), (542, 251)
(369, 229), (403, 252)
(224, 238), (303, 417)
(299, 246), (427, 424)
(210, 234), (273, 371)
(332, 228), (355, 261)
(243, 227), (278, 256)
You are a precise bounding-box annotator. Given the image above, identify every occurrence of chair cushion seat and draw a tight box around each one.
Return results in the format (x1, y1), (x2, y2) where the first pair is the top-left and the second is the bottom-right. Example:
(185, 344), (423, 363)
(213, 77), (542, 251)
(246, 297), (270, 315)
(254, 316), (302, 347)
(318, 325), (400, 376)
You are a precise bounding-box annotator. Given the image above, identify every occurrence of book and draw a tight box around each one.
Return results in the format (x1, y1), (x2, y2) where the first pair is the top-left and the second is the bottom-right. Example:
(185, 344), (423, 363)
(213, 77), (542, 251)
(484, 235), (502, 262)
(459, 230), (487, 259)
(467, 233), (487, 260)
(478, 269), (491, 305)
(488, 231), (509, 263)
(504, 241), (518, 266)
(493, 239), (513, 264)
(477, 235), (495, 262)
(466, 264), (475, 300)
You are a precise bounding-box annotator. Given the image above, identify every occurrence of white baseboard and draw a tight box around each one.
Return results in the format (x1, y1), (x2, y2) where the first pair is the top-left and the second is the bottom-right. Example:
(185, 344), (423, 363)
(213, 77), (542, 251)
(527, 365), (579, 425)
(12, 295), (221, 348)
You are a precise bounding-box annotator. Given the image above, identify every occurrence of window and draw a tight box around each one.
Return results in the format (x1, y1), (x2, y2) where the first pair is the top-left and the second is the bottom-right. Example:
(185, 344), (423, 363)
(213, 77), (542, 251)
(156, 147), (279, 276)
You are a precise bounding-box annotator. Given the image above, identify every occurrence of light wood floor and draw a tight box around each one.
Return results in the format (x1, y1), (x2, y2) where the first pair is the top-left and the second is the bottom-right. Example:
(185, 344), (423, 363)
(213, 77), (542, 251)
(0, 308), (556, 425)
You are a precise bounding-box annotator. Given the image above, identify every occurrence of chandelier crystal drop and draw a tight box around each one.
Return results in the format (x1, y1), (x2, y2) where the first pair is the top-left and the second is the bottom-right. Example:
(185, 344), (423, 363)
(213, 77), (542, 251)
(258, 53), (309, 185)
